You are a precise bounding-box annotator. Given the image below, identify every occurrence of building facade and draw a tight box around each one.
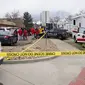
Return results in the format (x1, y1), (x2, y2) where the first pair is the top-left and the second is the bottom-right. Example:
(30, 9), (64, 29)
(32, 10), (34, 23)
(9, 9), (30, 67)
(65, 14), (85, 32)
(40, 11), (50, 26)
(72, 15), (85, 28)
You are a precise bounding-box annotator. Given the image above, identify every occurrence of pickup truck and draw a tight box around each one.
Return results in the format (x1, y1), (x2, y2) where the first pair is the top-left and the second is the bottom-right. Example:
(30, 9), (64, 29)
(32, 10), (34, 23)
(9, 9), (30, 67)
(0, 57), (3, 65)
(45, 23), (69, 40)
(46, 28), (69, 40)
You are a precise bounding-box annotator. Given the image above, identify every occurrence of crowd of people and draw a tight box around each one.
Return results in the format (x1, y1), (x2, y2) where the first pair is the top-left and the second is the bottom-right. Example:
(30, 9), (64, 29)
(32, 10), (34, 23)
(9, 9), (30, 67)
(17, 28), (28, 41)
(17, 26), (44, 41)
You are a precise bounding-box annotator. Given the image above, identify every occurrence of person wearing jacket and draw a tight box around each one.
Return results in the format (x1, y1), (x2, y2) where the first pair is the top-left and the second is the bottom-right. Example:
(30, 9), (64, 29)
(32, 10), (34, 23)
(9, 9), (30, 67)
(23, 29), (28, 40)
(30, 27), (36, 39)
(35, 28), (40, 39)
(18, 28), (23, 41)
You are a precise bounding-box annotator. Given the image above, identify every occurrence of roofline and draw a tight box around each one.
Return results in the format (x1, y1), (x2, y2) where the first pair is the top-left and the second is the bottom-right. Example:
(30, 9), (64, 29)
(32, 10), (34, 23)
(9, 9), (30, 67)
(72, 14), (85, 19)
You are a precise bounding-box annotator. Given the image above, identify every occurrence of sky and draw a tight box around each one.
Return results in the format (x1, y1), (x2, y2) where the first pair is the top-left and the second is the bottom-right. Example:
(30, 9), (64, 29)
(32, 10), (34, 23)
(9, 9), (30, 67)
(0, 0), (85, 17)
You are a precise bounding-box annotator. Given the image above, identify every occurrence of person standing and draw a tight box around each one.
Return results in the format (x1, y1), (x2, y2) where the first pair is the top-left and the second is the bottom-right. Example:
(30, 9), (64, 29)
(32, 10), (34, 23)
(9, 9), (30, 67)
(23, 29), (28, 40)
(27, 29), (31, 36)
(35, 28), (40, 39)
(30, 27), (36, 39)
(13, 29), (18, 42)
(18, 28), (23, 41)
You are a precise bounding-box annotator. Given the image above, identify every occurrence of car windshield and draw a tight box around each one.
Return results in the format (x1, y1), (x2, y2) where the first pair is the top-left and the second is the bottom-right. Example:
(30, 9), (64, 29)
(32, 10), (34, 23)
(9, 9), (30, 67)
(79, 27), (85, 34)
(0, 29), (4, 30)
(0, 30), (11, 35)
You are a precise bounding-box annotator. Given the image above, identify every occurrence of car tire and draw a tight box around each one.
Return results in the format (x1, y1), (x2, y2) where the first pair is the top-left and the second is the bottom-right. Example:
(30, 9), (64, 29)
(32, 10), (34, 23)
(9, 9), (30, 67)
(9, 40), (14, 46)
(14, 37), (18, 43)
(58, 35), (63, 40)
(47, 36), (50, 38)
(45, 34), (50, 38)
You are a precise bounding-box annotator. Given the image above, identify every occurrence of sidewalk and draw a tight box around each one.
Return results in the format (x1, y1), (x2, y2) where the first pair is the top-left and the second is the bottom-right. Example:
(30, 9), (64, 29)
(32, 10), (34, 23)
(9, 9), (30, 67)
(50, 39), (85, 85)
(50, 39), (80, 51)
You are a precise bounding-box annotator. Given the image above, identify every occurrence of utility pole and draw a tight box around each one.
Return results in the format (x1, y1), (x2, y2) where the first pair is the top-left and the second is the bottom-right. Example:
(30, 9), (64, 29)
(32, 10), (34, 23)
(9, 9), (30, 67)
(45, 24), (48, 51)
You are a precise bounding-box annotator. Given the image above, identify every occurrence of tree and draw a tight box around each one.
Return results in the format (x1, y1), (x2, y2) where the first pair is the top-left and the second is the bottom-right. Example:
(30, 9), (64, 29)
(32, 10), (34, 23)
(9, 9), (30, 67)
(74, 10), (85, 16)
(50, 18), (54, 23)
(79, 10), (85, 15)
(11, 11), (20, 19)
(5, 10), (20, 20)
(5, 13), (12, 19)
(54, 16), (60, 23)
(53, 16), (60, 28)
(5, 11), (25, 28)
(23, 12), (33, 29)
(67, 15), (72, 21)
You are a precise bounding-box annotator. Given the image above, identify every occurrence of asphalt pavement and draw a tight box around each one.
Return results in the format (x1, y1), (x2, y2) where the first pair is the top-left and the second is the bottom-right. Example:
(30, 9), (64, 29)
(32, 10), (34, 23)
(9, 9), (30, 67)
(50, 39), (79, 51)
(0, 39), (85, 85)
(0, 56), (85, 85)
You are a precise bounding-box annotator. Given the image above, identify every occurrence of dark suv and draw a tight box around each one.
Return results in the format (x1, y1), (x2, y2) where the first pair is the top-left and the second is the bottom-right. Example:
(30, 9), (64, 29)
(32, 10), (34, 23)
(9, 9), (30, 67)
(46, 28), (69, 40)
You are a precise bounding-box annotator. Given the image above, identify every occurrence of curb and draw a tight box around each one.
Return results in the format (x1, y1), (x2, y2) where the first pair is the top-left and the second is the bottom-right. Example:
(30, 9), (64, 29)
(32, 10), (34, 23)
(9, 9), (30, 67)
(3, 56), (58, 64)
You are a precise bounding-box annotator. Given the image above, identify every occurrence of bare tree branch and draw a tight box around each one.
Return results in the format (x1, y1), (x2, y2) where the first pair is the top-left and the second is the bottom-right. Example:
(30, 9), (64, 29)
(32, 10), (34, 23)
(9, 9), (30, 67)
(5, 10), (20, 20)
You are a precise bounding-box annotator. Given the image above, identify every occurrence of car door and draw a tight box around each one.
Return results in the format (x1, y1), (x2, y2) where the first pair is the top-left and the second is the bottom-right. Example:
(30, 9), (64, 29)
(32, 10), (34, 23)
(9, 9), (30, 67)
(9, 31), (17, 43)
(47, 30), (54, 37)
(53, 29), (57, 37)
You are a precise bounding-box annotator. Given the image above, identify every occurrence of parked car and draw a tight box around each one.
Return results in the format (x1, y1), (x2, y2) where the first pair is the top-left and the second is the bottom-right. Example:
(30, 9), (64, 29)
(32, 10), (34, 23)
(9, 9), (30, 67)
(0, 29), (18, 45)
(0, 27), (12, 31)
(46, 28), (69, 40)
(73, 27), (85, 43)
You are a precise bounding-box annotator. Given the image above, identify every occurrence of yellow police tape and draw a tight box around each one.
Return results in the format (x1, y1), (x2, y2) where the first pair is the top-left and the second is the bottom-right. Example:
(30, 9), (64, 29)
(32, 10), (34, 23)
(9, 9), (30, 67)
(0, 51), (85, 58)
(21, 32), (46, 52)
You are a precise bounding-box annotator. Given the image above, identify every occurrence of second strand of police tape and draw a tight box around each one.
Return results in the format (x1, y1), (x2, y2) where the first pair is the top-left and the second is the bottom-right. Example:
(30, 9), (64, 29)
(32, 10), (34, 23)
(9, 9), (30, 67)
(21, 33), (46, 52)
(6, 52), (57, 57)
(3, 33), (47, 59)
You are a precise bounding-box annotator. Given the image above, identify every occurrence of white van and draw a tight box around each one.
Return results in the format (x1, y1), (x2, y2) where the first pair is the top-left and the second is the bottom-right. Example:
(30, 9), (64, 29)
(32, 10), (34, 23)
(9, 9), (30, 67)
(74, 27), (85, 43)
